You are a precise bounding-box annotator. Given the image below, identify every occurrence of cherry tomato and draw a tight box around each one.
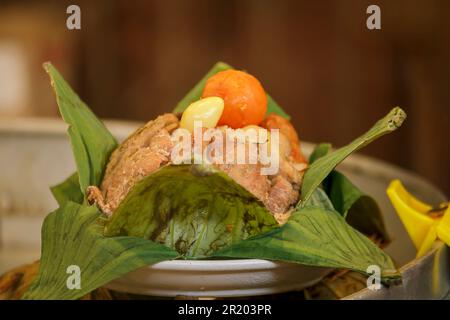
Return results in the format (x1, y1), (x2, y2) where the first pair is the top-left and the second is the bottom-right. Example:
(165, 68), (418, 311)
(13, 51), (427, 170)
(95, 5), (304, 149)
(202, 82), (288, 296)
(201, 70), (267, 128)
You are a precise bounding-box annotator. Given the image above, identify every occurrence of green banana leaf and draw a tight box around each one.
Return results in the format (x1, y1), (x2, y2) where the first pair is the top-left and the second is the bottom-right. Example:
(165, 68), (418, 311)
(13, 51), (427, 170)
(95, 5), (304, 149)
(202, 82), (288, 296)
(105, 165), (279, 257)
(308, 143), (332, 164)
(44, 63), (118, 195)
(50, 172), (83, 206)
(324, 171), (364, 217)
(345, 194), (390, 243)
(211, 206), (399, 283)
(309, 143), (390, 242)
(267, 94), (290, 119)
(22, 202), (179, 300)
(172, 61), (290, 119)
(300, 107), (406, 206)
(303, 187), (335, 211)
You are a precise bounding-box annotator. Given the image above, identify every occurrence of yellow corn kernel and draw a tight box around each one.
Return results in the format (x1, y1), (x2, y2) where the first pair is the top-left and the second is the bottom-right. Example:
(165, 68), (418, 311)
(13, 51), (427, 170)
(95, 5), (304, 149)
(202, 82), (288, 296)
(180, 97), (224, 132)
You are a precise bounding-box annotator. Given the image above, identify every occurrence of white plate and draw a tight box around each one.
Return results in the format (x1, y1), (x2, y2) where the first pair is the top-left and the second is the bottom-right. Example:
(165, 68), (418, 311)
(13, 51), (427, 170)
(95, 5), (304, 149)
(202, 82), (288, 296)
(105, 259), (331, 297)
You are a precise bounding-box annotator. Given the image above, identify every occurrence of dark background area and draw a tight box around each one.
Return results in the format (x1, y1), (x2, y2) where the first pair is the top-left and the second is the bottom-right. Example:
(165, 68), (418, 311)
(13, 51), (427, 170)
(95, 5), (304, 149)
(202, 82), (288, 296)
(0, 0), (448, 195)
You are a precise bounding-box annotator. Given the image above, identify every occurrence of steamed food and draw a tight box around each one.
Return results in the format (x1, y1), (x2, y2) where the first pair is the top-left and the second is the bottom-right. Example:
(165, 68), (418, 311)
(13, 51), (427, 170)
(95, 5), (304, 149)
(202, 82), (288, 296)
(20, 62), (405, 300)
(87, 69), (308, 224)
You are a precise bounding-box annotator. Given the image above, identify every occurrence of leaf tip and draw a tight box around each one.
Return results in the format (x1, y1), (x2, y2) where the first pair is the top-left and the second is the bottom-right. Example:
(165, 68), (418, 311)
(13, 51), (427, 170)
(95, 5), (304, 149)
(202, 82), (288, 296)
(42, 62), (53, 73)
(388, 107), (407, 130)
(214, 61), (233, 70)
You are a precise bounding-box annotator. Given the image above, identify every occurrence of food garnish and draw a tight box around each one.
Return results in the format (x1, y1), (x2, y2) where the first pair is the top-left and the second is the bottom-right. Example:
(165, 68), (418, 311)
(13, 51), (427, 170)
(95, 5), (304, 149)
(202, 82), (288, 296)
(202, 69), (267, 128)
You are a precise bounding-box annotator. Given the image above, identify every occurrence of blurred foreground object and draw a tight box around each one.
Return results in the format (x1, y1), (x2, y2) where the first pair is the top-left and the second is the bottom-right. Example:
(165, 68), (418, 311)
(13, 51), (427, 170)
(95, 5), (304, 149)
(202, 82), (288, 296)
(387, 180), (450, 258)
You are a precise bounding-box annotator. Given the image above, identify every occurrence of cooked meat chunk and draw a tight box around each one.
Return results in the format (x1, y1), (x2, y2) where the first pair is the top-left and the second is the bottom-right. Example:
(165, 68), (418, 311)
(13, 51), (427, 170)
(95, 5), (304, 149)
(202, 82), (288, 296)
(260, 113), (307, 163)
(266, 176), (299, 215)
(279, 158), (304, 186)
(87, 113), (179, 215)
(104, 113), (178, 176)
(215, 163), (270, 202)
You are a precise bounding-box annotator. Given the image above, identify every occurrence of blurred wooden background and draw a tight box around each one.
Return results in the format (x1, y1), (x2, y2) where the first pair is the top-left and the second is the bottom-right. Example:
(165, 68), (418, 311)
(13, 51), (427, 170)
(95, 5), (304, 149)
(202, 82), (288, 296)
(0, 0), (448, 195)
